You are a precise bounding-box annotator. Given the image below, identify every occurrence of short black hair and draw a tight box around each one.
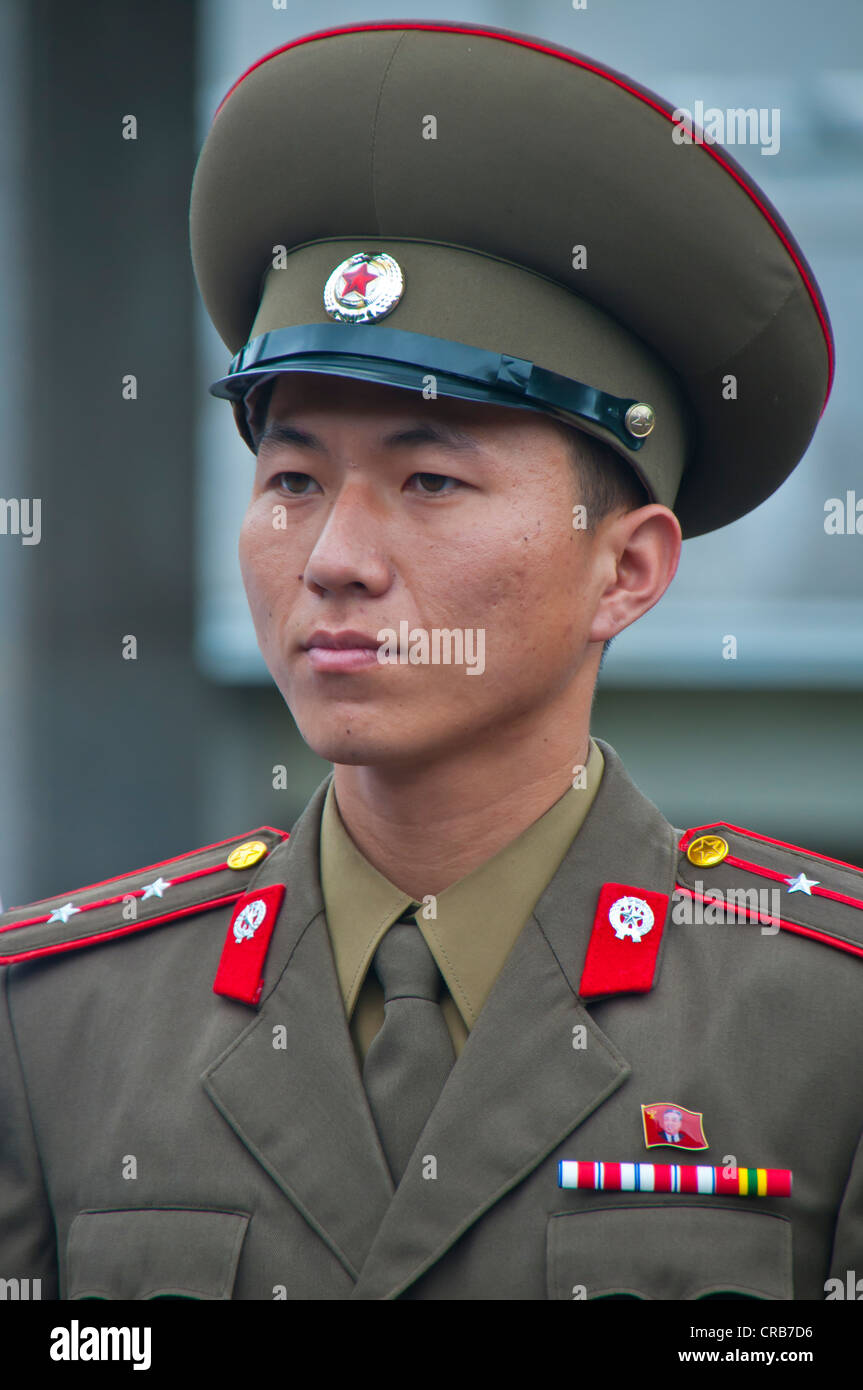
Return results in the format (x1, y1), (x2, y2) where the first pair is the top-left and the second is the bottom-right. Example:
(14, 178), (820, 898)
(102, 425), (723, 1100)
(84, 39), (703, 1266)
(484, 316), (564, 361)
(555, 421), (651, 669)
(555, 419), (650, 528)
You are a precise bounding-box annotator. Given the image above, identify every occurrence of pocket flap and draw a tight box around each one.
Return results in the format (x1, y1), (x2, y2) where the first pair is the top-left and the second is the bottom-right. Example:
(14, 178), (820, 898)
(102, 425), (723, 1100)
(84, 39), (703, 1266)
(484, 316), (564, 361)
(67, 1207), (250, 1300)
(548, 1203), (792, 1299)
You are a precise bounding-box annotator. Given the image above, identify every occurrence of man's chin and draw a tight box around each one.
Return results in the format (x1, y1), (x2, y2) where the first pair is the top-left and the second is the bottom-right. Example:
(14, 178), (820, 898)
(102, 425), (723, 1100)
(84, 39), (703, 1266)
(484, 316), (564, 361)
(291, 712), (447, 771)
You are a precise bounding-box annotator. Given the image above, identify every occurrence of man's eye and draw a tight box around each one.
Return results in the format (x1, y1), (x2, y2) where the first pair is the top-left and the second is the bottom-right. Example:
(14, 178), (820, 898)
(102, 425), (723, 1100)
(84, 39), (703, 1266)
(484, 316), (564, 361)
(273, 472), (319, 495)
(408, 472), (459, 494)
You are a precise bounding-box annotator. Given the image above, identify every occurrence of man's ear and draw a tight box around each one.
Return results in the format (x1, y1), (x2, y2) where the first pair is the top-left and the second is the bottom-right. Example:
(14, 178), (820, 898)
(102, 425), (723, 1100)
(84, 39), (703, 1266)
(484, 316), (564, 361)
(588, 504), (682, 644)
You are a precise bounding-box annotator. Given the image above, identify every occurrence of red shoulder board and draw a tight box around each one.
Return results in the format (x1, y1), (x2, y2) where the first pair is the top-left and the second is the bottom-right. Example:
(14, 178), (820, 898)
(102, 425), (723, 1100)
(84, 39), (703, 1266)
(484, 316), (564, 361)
(676, 823), (863, 961)
(0, 828), (289, 965)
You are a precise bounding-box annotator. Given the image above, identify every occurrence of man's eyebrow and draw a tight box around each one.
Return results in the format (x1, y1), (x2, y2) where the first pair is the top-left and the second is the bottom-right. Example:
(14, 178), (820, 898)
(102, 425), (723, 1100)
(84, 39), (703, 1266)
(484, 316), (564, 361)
(256, 419), (481, 453)
(257, 422), (322, 452)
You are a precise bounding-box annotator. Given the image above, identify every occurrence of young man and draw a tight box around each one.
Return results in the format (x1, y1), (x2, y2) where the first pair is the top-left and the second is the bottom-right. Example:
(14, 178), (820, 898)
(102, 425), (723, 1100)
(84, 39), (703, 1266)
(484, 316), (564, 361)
(1, 22), (859, 1301)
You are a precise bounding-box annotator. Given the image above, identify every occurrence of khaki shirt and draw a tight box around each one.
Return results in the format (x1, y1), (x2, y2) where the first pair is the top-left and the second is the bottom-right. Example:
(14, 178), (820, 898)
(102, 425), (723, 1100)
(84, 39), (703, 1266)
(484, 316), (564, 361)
(320, 740), (604, 1064)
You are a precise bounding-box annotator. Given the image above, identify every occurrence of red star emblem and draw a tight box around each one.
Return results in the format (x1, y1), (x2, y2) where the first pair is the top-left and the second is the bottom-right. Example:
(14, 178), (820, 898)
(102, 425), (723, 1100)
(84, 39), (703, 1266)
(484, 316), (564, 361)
(339, 261), (379, 298)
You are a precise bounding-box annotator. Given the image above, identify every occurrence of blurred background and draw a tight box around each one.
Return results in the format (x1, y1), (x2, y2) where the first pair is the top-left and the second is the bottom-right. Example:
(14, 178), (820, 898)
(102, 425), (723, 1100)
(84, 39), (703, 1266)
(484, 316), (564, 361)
(1, 0), (861, 907)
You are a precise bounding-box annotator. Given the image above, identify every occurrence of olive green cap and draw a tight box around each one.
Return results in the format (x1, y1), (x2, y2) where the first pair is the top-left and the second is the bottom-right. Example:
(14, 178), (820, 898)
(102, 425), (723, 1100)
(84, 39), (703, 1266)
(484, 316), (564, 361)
(189, 21), (833, 538)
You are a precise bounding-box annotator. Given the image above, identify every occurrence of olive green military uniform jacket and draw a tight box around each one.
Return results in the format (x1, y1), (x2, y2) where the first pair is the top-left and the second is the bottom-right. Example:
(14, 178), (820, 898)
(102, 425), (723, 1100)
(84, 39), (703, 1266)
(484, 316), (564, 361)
(1, 740), (861, 1299)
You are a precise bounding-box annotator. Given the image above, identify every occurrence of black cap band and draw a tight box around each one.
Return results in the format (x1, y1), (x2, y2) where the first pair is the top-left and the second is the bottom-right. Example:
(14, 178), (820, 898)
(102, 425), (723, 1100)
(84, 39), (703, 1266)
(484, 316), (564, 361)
(209, 322), (650, 454)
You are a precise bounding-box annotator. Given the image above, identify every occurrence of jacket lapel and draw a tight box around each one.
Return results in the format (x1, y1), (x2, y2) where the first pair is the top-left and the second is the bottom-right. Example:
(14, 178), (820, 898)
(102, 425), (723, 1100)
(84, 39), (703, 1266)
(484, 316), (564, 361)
(350, 739), (679, 1298)
(202, 778), (395, 1282)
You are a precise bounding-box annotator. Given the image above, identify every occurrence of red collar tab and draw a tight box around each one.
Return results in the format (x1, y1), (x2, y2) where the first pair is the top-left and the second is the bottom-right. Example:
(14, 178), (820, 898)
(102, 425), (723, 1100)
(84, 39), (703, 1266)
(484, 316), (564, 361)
(213, 883), (286, 1006)
(579, 882), (669, 999)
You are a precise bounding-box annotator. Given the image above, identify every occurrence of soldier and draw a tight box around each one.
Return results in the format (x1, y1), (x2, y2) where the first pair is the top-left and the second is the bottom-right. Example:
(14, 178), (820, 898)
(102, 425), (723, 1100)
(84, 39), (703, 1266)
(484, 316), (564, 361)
(1, 21), (860, 1302)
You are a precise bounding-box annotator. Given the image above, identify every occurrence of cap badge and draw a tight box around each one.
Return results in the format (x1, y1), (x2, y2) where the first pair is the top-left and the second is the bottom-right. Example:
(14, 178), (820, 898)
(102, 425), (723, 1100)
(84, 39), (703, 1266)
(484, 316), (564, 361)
(608, 894), (654, 942)
(324, 251), (405, 323)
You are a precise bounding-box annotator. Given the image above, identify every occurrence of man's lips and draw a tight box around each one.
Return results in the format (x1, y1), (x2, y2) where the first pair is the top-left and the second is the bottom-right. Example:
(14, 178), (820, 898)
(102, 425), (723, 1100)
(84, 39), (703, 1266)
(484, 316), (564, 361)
(305, 629), (380, 650)
(302, 629), (382, 672)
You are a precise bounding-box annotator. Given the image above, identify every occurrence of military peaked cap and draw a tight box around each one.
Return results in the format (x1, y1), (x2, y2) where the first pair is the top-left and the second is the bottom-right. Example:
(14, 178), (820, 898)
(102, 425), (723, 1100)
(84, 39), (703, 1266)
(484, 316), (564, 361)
(189, 21), (833, 537)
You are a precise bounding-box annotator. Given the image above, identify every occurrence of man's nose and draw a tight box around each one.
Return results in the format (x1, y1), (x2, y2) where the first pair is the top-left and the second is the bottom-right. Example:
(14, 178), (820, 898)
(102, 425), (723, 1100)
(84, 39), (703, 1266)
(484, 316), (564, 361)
(302, 481), (393, 597)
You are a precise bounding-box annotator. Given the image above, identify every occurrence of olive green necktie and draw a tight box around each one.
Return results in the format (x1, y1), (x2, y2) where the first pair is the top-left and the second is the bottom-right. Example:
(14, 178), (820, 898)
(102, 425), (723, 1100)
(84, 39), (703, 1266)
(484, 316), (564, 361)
(362, 912), (456, 1184)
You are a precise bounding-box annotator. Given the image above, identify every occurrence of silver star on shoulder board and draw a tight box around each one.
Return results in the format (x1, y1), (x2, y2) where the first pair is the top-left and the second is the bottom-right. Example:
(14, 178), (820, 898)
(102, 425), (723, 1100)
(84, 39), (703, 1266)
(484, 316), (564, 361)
(47, 902), (81, 923)
(140, 877), (172, 900)
(786, 872), (820, 895)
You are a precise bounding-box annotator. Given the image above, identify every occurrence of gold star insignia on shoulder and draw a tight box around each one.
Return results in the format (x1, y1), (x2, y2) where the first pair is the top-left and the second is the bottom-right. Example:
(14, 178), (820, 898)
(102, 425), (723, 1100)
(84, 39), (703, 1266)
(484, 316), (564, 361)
(686, 834), (729, 867)
(227, 839), (270, 870)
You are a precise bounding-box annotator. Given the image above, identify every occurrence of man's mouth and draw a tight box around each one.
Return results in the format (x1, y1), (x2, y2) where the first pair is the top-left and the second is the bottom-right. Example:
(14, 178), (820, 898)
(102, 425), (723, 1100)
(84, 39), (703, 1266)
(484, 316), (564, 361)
(302, 629), (382, 672)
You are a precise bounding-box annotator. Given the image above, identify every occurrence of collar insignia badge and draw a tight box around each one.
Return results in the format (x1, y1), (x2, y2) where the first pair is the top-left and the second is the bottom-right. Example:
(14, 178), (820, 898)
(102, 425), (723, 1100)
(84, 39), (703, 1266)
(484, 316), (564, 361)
(608, 895), (654, 942)
(232, 897), (268, 944)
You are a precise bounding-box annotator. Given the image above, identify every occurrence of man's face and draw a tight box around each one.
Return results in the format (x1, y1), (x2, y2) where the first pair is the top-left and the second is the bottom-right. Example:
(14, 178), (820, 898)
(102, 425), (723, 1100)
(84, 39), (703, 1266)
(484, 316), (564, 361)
(662, 1111), (682, 1135)
(238, 372), (620, 768)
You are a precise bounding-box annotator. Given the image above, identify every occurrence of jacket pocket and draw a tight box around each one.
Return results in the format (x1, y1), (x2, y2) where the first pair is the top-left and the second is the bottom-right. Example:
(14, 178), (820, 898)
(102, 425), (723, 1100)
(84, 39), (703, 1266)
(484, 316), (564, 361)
(66, 1207), (250, 1299)
(547, 1203), (793, 1299)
